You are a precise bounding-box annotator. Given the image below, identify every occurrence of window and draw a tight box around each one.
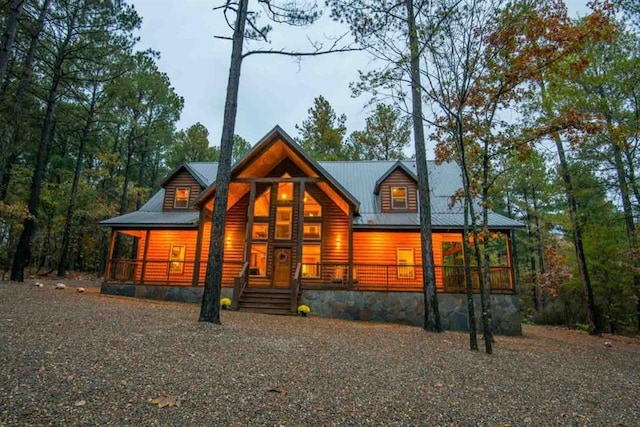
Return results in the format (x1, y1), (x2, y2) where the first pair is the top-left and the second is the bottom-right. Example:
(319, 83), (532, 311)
(174, 187), (190, 208)
(252, 223), (268, 240)
(253, 188), (271, 217)
(304, 192), (322, 217)
(442, 240), (464, 291)
(391, 187), (407, 209)
(275, 207), (292, 240)
(278, 181), (293, 202)
(249, 243), (267, 276)
(169, 245), (186, 274)
(397, 248), (415, 279)
(303, 224), (321, 240)
(301, 245), (321, 278)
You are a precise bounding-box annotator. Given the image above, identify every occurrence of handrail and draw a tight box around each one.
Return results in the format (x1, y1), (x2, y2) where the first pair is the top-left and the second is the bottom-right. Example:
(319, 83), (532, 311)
(290, 262), (302, 313)
(231, 262), (249, 310)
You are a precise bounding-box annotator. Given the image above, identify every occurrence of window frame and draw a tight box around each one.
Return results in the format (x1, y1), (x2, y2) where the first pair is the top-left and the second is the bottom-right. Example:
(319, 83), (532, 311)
(275, 206), (293, 240)
(390, 186), (408, 210)
(396, 247), (415, 279)
(303, 223), (322, 240)
(173, 187), (191, 209)
(301, 244), (321, 278)
(249, 243), (268, 276)
(251, 223), (269, 240)
(169, 244), (186, 274)
(303, 191), (322, 217)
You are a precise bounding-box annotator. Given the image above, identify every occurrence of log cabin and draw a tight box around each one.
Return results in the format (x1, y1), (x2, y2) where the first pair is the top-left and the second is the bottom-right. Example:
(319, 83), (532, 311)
(101, 126), (523, 334)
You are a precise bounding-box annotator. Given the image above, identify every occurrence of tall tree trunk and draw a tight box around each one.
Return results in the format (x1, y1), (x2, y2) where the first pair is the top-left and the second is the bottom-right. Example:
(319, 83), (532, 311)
(57, 84), (97, 277)
(462, 200), (479, 351)
(199, 0), (248, 323)
(0, 0), (24, 85)
(540, 81), (599, 334)
(10, 22), (72, 281)
(0, 0), (50, 201)
(480, 142), (494, 350)
(406, 0), (441, 333)
(611, 135), (640, 332)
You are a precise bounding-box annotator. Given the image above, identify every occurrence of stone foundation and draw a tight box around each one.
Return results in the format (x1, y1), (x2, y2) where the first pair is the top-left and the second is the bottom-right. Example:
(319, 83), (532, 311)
(301, 290), (521, 335)
(101, 283), (521, 335)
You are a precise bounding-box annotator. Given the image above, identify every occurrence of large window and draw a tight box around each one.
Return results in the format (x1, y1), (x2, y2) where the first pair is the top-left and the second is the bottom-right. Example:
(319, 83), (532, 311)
(174, 188), (190, 208)
(275, 207), (292, 240)
(391, 186), (408, 209)
(278, 181), (293, 202)
(253, 188), (271, 217)
(252, 223), (268, 240)
(304, 192), (322, 217)
(249, 243), (267, 276)
(397, 247), (415, 279)
(301, 244), (321, 278)
(169, 245), (186, 274)
(303, 224), (321, 240)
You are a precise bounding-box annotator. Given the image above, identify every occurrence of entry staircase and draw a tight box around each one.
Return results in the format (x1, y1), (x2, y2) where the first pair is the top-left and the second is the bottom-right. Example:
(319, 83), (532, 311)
(237, 288), (295, 315)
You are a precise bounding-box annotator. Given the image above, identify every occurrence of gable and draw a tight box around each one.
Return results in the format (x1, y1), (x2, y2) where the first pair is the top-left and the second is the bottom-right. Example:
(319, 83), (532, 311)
(378, 169), (418, 213)
(163, 169), (203, 211)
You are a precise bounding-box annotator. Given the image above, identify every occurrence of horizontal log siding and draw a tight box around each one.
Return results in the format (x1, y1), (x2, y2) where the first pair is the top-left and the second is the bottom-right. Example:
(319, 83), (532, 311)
(352, 231), (465, 289)
(198, 195), (248, 287)
(163, 169), (202, 211)
(379, 169), (418, 213)
(137, 229), (198, 284)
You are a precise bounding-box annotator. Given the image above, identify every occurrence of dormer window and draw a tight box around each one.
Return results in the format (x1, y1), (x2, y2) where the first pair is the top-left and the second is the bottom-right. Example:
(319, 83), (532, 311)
(174, 187), (190, 208)
(391, 186), (407, 209)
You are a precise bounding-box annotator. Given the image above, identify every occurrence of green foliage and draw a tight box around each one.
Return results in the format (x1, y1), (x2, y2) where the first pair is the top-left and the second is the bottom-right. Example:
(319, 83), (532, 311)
(166, 123), (218, 170)
(232, 134), (251, 162)
(296, 95), (348, 160)
(346, 103), (410, 160)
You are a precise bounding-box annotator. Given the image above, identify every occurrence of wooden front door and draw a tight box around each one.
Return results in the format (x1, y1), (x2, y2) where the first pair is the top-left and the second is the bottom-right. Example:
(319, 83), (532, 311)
(272, 248), (291, 288)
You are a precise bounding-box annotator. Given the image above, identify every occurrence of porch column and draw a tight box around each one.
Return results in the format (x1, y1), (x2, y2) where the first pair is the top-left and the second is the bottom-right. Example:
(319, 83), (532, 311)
(192, 210), (205, 286)
(243, 181), (256, 265)
(508, 230), (518, 293)
(104, 230), (117, 281)
(297, 181), (305, 274)
(139, 229), (150, 285)
(348, 205), (354, 289)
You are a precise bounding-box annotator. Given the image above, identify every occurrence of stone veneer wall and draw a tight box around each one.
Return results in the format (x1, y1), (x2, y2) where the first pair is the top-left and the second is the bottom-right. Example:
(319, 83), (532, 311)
(301, 291), (522, 335)
(101, 284), (521, 335)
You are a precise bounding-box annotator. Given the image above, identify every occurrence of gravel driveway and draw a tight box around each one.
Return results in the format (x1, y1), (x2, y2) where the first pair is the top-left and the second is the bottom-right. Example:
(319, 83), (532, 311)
(1, 281), (638, 426)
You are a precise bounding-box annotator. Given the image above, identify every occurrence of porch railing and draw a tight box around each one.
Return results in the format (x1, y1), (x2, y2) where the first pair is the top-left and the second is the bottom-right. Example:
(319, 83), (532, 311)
(300, 263), (514, 294)
(231, 262), (249, 310)
(291, 263), (302, 314)
(105, 259), (514, 294)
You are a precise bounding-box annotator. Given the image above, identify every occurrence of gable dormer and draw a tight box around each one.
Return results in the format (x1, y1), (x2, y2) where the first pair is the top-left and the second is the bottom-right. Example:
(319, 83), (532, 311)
(161, 164), (207, 211)
(374, 162), (418, 213)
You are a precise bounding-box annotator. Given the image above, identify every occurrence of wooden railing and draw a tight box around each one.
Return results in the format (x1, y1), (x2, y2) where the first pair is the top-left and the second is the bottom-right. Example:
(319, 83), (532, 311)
(290, 263), (302, 314)
(300, 263), (514, 294)
(231, 262), (249, 310)
(105, 259), (514, 294)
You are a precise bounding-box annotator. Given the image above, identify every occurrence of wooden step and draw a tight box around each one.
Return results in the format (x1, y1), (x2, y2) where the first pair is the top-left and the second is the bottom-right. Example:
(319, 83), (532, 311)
(237, 286), (296, 315)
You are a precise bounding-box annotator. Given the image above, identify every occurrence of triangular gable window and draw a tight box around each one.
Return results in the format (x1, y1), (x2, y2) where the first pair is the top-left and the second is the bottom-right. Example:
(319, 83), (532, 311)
(254, 188), (271, 217)
(304, 192), (322, 217)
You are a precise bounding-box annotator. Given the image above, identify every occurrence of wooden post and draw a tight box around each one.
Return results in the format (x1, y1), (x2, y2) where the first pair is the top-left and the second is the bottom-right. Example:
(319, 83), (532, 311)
(104, 230), (117, 281)
(244, 181), (256, 269)
(507, 230), (517, 293)
(348, 205), (353, 289)
(192, 210), (205, 286)
(140, 229), (150, 285)
(297, 181), (304, 282)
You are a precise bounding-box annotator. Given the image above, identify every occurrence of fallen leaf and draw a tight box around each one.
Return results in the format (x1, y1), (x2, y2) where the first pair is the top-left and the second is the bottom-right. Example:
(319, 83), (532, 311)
(74, 400), (86, 407)
(266, 387), (288, 396)
(435, 382), (444, 388)
(149, 392), (180, 408)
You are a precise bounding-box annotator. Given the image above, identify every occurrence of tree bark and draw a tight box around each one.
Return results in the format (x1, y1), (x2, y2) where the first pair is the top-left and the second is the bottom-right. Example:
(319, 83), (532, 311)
(0, 0), (24, 85)
(57, 83), (98, 277)
(0, 0), (50, 201)
(11, 15), (73, 281)
(406, 0), (441, 333)
(199, 0), (248, 324)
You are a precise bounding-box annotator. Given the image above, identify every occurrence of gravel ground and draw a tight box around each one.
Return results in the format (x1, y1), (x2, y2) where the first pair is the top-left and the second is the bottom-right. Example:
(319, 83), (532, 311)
(1, 281), (639, 426)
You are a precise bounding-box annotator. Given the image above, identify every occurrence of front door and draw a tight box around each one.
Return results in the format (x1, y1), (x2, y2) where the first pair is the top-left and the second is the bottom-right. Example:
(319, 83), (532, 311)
(272, 248), (292, 288)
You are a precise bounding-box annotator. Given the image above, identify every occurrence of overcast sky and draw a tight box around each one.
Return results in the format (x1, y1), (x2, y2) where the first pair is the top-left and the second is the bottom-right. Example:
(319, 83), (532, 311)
(128, 0), (591, 149)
